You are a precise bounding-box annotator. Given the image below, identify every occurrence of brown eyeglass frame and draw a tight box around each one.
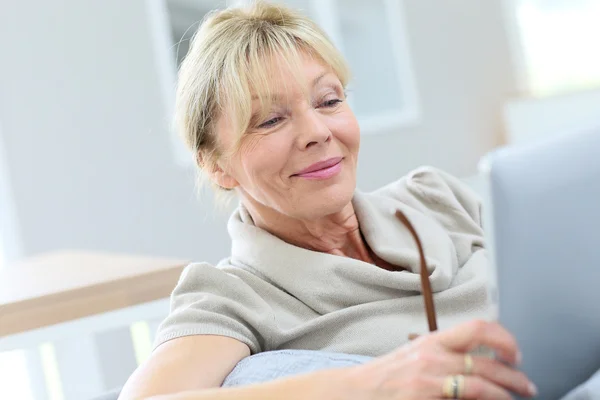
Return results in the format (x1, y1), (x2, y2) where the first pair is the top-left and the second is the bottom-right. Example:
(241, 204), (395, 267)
(395, 209), (438, 336)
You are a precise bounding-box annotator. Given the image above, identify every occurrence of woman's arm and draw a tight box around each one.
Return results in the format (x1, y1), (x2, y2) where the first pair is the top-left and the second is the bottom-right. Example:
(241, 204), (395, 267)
(120, 334), (347, 400)
(118, 335), (251, 399)
(123, 321), (535, 400)
(148, 368), (346, 400)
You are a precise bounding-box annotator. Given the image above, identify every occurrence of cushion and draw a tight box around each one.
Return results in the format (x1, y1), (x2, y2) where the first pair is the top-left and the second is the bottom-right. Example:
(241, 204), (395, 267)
(222, 349), (373, 387)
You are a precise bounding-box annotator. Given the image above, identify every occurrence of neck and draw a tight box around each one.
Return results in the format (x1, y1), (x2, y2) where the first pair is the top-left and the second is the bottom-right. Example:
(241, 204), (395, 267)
(240, 195), (373, 263)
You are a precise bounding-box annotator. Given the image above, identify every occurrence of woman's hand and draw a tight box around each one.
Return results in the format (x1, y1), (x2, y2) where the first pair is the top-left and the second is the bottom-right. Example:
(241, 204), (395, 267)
(340, 320), (536, 400)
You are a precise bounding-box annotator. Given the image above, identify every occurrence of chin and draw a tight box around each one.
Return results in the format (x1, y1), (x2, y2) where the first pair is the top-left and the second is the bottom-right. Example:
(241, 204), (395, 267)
(295, 180), (356, 220)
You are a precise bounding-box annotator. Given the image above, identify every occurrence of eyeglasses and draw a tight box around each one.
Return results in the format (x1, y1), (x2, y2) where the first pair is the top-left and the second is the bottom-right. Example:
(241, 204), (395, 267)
(395, 209), (438, 338)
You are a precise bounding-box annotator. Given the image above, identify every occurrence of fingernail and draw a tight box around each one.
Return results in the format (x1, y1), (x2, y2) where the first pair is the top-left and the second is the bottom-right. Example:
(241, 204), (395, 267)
(516, 350), (523, 365)
(528, 382), (538, 397)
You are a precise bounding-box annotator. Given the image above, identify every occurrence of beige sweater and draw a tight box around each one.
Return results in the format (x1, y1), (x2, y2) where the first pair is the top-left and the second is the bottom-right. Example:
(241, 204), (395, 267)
(154, 166), (495, 357)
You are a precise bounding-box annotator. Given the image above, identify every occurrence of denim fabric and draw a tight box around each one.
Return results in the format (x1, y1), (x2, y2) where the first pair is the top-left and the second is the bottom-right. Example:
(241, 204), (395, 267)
(221, 349), (373, 387)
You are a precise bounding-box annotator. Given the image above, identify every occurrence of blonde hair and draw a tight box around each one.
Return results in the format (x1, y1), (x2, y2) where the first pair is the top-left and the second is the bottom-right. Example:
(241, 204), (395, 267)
(175, 0), (350, 192)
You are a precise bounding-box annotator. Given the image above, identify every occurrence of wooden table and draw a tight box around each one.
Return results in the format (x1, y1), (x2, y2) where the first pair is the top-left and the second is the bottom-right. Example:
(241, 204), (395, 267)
(0, 250), (187, 342)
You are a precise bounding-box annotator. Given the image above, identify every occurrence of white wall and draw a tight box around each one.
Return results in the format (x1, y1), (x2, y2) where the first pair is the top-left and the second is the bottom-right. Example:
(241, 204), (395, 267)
(505, 88), (600, 145)
(356, 0), (517, 190)
(0, 0), (231, 263)
(0, 122), (23, 267)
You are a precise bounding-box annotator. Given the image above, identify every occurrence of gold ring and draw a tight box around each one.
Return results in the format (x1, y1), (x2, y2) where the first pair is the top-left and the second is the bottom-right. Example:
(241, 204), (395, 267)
(443, 375), (466, 399)
(464, 354), (474, 375)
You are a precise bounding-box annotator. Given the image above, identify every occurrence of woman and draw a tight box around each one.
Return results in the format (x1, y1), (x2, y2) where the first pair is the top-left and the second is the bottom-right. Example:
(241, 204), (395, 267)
(120, 1), (535, 399)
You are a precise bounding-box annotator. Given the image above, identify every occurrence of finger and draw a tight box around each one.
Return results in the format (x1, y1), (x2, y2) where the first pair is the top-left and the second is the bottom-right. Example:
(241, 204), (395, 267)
(465, 355), (536, 398)
(383, 348), (533, 398)
(436, 353), (535, 398)
(434, 320), (520, 365)
(437, 375), (513, 400)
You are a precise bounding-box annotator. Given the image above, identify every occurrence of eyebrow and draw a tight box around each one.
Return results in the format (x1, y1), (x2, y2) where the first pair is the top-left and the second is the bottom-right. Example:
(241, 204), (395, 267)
(311, 71), (329, 87)
(250, 71), (331, 101)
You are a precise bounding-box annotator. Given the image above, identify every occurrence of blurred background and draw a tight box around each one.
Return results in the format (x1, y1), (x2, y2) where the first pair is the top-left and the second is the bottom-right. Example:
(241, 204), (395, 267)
(0, 0), (599, 398)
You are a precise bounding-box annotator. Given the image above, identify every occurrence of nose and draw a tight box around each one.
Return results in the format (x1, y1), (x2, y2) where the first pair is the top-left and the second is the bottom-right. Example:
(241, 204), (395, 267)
(294, 109), (332, 150)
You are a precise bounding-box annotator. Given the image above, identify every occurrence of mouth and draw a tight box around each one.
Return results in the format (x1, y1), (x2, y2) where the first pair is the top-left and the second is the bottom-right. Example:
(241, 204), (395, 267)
(292, 157), (344, 180)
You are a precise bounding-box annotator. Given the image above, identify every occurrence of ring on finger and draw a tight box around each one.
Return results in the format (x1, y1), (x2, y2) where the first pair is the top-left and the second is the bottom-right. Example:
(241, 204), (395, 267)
(464, 354), (474, 375)
(442, 375), (466, 399)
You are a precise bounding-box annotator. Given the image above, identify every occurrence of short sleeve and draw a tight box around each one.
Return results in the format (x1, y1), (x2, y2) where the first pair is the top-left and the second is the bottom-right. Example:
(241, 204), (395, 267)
(153, 262), (273, 355)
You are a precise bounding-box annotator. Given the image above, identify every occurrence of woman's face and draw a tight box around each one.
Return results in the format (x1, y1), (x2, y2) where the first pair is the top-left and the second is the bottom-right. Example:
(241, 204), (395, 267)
(214, 53), (360, 220)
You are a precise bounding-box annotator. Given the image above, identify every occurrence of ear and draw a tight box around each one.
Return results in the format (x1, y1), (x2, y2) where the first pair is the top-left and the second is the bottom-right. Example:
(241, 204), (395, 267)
(199, 152), (239, 189)
(212, 164), (239, 189)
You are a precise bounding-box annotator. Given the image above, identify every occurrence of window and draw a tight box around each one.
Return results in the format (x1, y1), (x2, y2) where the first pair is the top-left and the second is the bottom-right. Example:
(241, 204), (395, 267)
(0, 351), (34, 400)
(507, 0), (600, 97)
(148, 0), (420, 165)
(269, 0), (420, 133)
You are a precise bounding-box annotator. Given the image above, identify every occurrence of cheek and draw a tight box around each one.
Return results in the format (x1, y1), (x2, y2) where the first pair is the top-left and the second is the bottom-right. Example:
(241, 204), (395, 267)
(332, 110), (361, 152)
(239, 134), (290, 183)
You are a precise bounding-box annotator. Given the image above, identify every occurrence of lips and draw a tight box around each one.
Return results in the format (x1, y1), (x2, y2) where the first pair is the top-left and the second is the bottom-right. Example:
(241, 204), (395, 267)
(293, 157), (343, 176)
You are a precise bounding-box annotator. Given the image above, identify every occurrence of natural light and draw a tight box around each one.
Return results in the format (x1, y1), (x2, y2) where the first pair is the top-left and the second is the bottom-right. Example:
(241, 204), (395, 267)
(517, 0), (600, 96)
(0, 242), (38, 400)
(0, 188), (38, 399)
(0, 350), (35, 400)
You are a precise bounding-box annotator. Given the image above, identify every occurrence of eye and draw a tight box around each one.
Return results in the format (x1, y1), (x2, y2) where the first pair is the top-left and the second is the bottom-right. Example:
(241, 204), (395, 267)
(320, 98), (343, 108)
(258, 117), (283, 129)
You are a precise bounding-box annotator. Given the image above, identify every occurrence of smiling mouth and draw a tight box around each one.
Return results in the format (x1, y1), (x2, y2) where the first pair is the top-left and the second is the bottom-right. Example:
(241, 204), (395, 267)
(292, 157), (344, 180)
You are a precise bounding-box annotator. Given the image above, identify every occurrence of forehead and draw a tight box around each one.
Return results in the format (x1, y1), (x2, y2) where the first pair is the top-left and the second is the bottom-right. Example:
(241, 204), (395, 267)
(250, 52), (336, 100)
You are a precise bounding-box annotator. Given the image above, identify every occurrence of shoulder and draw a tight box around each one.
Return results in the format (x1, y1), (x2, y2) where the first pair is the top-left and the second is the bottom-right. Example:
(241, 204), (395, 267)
(172, 261), (266, 301)
(159, 261), (274, 354)
(373, 166), (483, 227)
